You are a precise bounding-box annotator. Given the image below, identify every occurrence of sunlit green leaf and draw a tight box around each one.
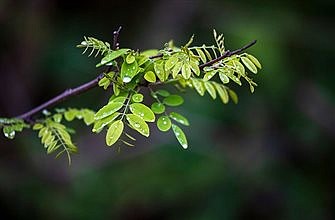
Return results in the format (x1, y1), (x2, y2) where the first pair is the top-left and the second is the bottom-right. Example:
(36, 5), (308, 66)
(64, 109), (77, 121)
(219, 72), (230, 84)
(172, 62), (183, 78)
(189, 61), (200, 76)
(144, 71), (156, 83)
(163, 95), (184, 107)
(228, 89), (238, 104)
(157, 116), (171, 132)
(129, 103), (155, 122)
(113, 83), (120, 96)
(172, 124), (188, 149)
(203, 70), (217, 81)
(181, 64), (192, 79)
(241, 57), (257, 74)
(154, 60), (166, 82)
(192, 79), (205, 96)
(33, 123), (44, 130)
(3, 126), (15, 139)
(53, 114), (62, 123)
(92, 112), (120, 133)
(204, 82), (217, 99)
(126, 54), (136, 64)
(195, 48), (206, 63)
(132, 93), (144, 103)
(221, 69), (241, 85)
(184, 35), (194, 48)
(165, 55), (178, 71)
(151, 102), (165, 114)
(106, 120), (124, 146)
(100, 49), (128, 65)
(169, 112), (189, 126)
(126, 114), (150, 137)
(214, 83), (229, 104)
(81, 109), (95, 125)
(95, 102), (123, 120)
(247, 54), (262, 69)
(233, 60), (245, 76)
(121, 60), (139, 83)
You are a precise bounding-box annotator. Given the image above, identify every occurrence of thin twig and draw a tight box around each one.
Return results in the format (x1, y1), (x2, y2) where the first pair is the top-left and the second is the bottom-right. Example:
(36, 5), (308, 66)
(113, 26), (122, 50)
(199, 40), (257, 69)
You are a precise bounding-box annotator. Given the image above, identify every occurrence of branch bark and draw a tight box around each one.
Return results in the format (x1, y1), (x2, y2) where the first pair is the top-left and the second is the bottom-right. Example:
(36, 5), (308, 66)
(14, 38), (256, 122)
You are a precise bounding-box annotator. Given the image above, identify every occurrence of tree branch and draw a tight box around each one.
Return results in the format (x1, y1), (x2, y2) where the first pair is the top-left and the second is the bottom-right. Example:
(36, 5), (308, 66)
(14, 37), (256, 123)
(199, 40), (257, 69)
(16, 74), (105, 121)
(112, 26), (122, 50)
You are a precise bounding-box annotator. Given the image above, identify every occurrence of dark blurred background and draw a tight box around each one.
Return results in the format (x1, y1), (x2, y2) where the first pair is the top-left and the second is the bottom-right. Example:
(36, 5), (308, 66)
(1, 0), (335, 219)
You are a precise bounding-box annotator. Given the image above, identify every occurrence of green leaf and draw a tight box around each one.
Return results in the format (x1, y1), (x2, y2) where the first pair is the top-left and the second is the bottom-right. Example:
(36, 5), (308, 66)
(154, 60), (166, 82)
(202, 47), (212, 61)
(163, 95), (184, 107)
(81, 109), (95, 125)
(181, 63), (192, 79)
(241, 57), (257, 74)
(219, 72), (230, 84)
(126, 54), (136, 64)
(100, 49), (129, 65)
(98, 77), (110, 89)
(33, 123), (44, 130)
(165, 55), (178, 71)
(172, 124), (188, 149)
(129, 103), (155, 122)
(157, 116), (171, 132)
(64, 109), (77, 121)
(92, 112), (120, 133)
(106, 120), (124, 146)
(109, 94), (128, 104)
(137, 55), (149, 66)
(95, 102), (124, 120)
(156, 90), (170, 97)
(126, 114), (150, 137)
(192, 79), (205, 96)
(172, 61), (183, 78)
(204, 82), (217, 99)
(214, 84), (229, 104)
(221, 69), (241, 85)
(189, 61), (200, 76)
(132, 93), (144, 103)
(169, 112), (190, 126)
(120, 60), (139, 83)
(3, 126), (15, 139)
(247, 54), (262, 69)
(151, 102), (165, 114)
(113, 83), (120, 96)
(53, 114), (63, 123)
(144, 71), (156, 83)
(233, 60), (245, 76)
(228, 89), (238, 104)
(203, 70), (217, 81)
(196, 48), (206, 63)
(184, 35), (194, 47)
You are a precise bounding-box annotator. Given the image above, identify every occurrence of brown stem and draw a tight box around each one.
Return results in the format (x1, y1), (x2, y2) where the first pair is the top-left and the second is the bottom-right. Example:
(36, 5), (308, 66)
(16, 74), (104, 121)
(199, 40), (257, 69)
